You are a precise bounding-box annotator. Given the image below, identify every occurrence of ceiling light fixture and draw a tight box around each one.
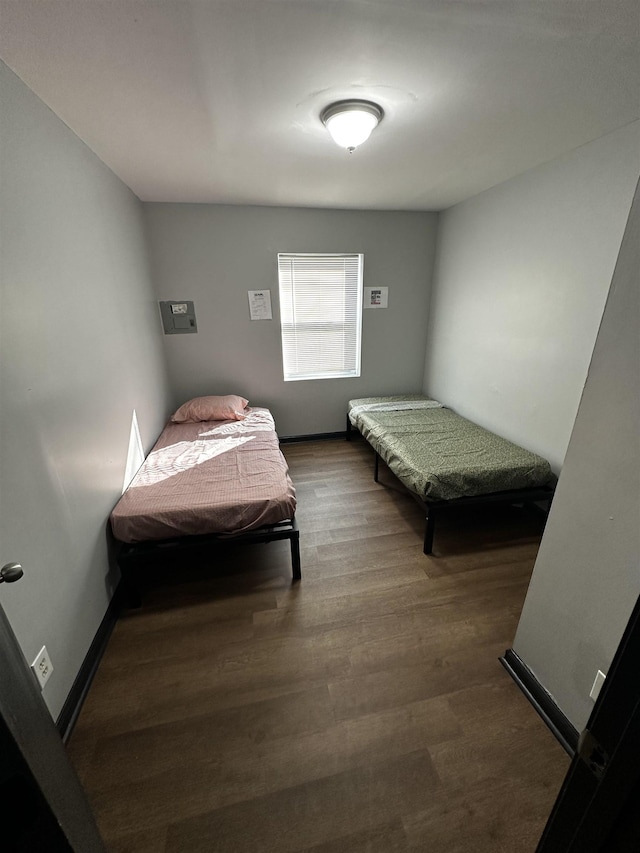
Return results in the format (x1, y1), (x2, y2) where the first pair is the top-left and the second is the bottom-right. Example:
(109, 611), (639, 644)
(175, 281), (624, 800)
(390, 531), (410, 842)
(321, 100), (383, 153)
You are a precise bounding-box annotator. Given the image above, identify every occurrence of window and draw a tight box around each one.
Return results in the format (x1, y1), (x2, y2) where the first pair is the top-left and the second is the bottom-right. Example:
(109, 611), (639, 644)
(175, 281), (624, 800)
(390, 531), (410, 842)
(277, 253), (363, 381)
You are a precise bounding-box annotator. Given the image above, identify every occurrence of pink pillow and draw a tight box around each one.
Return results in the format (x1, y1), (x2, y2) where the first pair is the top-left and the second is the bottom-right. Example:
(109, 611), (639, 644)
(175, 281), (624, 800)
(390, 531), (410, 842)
(171, 395), (249, 423)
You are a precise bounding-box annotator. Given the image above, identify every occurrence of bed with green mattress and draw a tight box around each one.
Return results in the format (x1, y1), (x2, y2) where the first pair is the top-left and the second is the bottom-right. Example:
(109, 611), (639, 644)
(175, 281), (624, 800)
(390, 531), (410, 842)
(347, 394), (554, 554)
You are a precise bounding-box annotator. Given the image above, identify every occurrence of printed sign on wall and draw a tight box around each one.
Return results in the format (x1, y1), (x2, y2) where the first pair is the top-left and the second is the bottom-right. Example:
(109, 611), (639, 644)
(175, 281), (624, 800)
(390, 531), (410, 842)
(364, 287), (389, 309)
(248, 290), (273, 320)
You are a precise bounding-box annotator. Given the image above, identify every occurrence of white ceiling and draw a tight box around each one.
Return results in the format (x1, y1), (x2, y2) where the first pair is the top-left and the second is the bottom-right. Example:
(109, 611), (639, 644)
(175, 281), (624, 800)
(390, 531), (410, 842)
(1, 0), (638, 210)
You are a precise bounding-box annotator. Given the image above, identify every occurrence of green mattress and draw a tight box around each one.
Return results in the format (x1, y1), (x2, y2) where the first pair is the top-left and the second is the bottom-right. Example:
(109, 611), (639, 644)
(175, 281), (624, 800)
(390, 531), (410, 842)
(348, 395), (553, 502)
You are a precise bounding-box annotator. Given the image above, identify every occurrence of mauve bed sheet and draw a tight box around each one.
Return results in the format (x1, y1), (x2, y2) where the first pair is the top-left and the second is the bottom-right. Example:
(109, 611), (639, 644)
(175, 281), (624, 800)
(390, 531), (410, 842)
(110, 407), (296, 543)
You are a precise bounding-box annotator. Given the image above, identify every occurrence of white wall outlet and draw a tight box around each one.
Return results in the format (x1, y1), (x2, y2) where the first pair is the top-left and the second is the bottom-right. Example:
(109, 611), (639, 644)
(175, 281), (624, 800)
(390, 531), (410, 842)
(590, 669), (606, 702)
(31, 645), (54, 690)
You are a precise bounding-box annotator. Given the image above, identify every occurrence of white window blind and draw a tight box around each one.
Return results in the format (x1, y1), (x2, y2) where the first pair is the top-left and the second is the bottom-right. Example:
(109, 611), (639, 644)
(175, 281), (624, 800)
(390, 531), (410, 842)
(278, 253), (363, 381)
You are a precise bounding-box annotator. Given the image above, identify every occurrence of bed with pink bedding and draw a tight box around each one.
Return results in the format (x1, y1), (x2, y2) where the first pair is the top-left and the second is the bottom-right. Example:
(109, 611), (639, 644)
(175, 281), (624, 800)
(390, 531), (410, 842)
(110, 405), (299, 603)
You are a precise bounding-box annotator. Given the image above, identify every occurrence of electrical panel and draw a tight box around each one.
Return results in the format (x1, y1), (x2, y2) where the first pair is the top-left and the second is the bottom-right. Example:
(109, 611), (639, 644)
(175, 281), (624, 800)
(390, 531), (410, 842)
(159, 301), (198, 334)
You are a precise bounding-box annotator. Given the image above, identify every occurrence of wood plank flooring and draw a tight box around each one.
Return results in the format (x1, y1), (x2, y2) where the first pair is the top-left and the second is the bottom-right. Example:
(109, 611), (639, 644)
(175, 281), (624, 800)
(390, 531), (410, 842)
(67, 438), (569, 852)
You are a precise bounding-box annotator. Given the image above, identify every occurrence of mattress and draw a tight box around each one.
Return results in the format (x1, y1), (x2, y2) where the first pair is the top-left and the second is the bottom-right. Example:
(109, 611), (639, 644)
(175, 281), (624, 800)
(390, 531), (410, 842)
(348, 395), (553, 502)
(110, 407), (296, 543)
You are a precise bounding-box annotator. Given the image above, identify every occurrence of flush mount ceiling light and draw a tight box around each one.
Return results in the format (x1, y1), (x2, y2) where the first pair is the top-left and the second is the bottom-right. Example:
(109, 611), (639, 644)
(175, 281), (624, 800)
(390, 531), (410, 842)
(321, 100), (383, 153)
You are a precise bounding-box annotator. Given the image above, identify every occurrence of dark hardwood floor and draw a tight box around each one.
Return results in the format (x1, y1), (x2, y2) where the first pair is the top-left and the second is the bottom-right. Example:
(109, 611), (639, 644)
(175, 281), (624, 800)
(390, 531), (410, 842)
(67, 438), (569, 852)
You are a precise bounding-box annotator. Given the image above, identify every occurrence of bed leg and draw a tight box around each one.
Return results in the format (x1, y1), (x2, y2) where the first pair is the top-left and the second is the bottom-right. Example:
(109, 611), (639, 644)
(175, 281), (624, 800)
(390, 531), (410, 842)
(346, 415), (352, 441)
(116, 548), (143, 608)
(120, 571), (142, 609)
(374, 453), (380, 483)
(290, 522), (302, 581)
(424, 509), (436, 555)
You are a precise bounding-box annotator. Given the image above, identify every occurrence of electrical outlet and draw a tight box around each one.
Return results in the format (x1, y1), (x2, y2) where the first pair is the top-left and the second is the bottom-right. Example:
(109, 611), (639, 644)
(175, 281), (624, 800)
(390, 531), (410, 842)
(31, 645), (54, 690)
(590, 669), (606, 702)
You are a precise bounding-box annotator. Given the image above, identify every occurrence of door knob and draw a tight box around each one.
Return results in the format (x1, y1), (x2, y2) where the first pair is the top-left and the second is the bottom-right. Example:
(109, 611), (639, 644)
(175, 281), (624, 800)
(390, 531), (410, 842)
(0, 563), (24, 583)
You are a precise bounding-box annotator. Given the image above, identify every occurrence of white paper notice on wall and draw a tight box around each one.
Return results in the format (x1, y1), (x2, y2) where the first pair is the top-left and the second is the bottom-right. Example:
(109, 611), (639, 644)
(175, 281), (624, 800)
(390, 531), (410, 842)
(248, 290), (273, 320)
(364, 287), (389, 309)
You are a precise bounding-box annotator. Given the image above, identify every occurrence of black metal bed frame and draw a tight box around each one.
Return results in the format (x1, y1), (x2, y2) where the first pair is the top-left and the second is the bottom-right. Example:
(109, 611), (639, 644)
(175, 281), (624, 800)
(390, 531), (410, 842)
(347, 414), (554, 554)
(116, 517), (301, 607)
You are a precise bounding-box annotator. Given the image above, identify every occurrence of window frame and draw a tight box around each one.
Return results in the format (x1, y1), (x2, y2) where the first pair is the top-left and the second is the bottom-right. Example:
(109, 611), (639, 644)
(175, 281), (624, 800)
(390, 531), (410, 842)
(277, 252), (364, 382)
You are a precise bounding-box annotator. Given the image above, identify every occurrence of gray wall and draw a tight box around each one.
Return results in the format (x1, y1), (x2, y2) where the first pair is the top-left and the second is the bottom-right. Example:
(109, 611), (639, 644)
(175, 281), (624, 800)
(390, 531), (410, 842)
(143, 204), (437, 436)
(0, 61), (171, 719)
(514, 179), (640, 730)
(423, 122), (640, 472)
